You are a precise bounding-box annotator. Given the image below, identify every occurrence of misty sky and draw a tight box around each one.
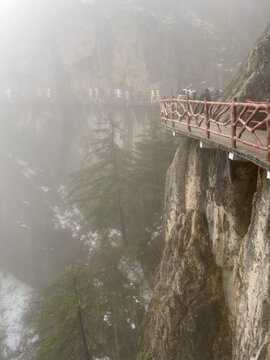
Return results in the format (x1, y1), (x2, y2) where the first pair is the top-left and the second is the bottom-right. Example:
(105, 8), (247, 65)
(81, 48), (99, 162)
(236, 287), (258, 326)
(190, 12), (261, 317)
(0, 0), (269, 90)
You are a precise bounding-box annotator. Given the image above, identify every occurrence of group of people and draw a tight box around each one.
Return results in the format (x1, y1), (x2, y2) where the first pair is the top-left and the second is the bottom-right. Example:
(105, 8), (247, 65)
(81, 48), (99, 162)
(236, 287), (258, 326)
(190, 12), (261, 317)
(86, 88), (163, 104)
(1, 88), (135, 103)
(150, 90), (160, 103)
(177, 88), (223, 101)
(2, 88), (54, 99)
(87, 88), (129, 103)
(86, 88), (134, 103)
(1, 86), (224, 104)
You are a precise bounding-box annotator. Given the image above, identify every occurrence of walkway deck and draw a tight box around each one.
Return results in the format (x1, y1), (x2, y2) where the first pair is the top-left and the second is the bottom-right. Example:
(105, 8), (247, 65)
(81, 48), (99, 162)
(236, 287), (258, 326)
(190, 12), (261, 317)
(163, 122), (270, 170)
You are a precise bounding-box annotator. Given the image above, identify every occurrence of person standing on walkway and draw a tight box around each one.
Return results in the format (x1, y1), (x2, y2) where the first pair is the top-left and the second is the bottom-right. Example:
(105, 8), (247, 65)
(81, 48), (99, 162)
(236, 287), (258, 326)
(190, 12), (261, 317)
(200, 88), (212, 101)
(88, 88), (93, 102)
(156, 90), (160, 102)
(190, 90), (198, 100)
(151, 90), (155, 104)
(95, 88), (100, 103)
(116, 88), (121, 100)
(177, 90), (188, 114)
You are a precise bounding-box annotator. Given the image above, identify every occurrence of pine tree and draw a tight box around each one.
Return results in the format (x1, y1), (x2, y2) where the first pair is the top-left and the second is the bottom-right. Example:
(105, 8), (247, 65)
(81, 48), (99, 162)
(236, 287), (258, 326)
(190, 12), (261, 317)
(33, 119), (176, 360)
(34, 265), (106, 360)
(87, 240), (144, 360)
(70, 113), (130, 245)
(34, 260), (144, 360)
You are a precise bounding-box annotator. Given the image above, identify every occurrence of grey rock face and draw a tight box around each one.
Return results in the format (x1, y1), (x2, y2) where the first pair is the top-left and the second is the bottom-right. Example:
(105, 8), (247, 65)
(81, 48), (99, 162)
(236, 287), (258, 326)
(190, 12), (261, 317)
(140, 139), (270, 360)
(225, 24), (270, 101)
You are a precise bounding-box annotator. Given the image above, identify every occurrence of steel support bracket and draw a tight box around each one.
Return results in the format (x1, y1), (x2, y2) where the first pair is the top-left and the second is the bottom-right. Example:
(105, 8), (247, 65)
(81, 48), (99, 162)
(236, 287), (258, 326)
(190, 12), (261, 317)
(172, 131), (182, 137)
(228, 152), (247, 161)
(199, 141), (215, 149)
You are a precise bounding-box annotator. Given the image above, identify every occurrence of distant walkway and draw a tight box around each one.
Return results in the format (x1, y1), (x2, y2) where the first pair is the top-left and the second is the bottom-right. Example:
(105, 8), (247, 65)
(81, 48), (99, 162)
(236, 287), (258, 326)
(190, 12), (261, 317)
(0, 88), (161, 106)
(160, 97), (270, 170)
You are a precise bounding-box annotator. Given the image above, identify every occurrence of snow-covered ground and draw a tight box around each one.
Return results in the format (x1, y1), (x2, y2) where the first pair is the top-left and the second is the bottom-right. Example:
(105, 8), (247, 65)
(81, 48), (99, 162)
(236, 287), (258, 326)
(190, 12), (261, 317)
(0, 270), (33, 350)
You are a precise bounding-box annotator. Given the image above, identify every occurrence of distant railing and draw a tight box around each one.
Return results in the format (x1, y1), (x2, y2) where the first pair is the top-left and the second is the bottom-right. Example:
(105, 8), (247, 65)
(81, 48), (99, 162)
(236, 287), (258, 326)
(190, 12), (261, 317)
(160, 97), (270, 163)
(0, 89), (160, 106)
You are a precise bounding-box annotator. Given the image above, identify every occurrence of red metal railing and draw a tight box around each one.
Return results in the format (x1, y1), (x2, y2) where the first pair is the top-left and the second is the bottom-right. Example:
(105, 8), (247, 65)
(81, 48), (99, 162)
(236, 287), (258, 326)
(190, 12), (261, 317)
(160, 97), (270, 163)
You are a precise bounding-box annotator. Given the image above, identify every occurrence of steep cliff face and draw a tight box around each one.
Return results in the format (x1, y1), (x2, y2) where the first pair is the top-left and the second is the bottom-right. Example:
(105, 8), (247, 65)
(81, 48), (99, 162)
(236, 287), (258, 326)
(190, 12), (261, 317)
(140, 139), (270, 359)
(225, 24), (270, 101)
(140, 22), (270, 360)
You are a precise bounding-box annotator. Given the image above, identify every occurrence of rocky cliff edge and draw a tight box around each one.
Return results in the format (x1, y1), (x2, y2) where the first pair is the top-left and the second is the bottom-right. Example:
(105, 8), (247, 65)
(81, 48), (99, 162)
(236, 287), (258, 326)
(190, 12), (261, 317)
(139, 139), (270, 360)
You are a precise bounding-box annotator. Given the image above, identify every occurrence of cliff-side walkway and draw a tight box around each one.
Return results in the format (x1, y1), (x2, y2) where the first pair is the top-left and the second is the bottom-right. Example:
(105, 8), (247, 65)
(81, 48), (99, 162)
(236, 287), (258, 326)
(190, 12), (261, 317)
(0, 89), (160, 107)
(161, 97), (270, 172)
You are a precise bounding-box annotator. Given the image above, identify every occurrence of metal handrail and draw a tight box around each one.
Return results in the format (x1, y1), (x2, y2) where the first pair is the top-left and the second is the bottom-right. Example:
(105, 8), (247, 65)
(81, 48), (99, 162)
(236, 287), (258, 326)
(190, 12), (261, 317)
(160, 97), (270, 163)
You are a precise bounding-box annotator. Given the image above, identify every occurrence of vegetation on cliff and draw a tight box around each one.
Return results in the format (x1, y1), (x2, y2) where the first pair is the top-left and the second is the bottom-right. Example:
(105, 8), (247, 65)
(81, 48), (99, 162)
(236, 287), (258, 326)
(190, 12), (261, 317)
(29, 118), (177, 359)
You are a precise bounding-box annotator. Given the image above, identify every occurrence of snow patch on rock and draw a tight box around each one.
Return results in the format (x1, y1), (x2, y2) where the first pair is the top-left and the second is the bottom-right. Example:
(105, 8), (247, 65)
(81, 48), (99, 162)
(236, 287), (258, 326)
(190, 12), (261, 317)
(0, 270), (33, 350)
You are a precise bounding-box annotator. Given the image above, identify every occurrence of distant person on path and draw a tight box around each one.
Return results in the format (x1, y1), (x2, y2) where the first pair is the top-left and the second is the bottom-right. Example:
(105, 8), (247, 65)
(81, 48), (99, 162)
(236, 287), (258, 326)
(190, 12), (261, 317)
(178, 89), (187, 100)
(156, 90), (160, 102)
(88, 88), (93, 102)
(116, 88), (121, 100)
(125, 90), (129, 101)
(200, 88), (212, 101)
(151, 90), (155, 104)
(189, 90), (198, 111)
(190, 89), (198, 100)
(213, 89), (223, 101)
(95, 88), (100, 103)
(177, 90), (188, 114)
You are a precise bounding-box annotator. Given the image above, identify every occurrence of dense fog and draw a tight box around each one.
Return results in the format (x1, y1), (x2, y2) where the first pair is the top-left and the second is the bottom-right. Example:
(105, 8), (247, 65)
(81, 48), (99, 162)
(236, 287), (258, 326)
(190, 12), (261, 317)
(1, 0), (270, 90)
(0, 0), (269, 359)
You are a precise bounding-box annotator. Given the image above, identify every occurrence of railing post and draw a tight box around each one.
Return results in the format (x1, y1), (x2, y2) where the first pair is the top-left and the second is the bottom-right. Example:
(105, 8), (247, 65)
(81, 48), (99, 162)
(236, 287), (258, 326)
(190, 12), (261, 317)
(231, 97), (237, 149)
(204, 97), (210, 139)
(186, 96), (191, 132)
(160, 97), (164, 124)
(161, 97), (167, 124)
(171, 96), (175, 127)
(266, 99), (270, 163)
